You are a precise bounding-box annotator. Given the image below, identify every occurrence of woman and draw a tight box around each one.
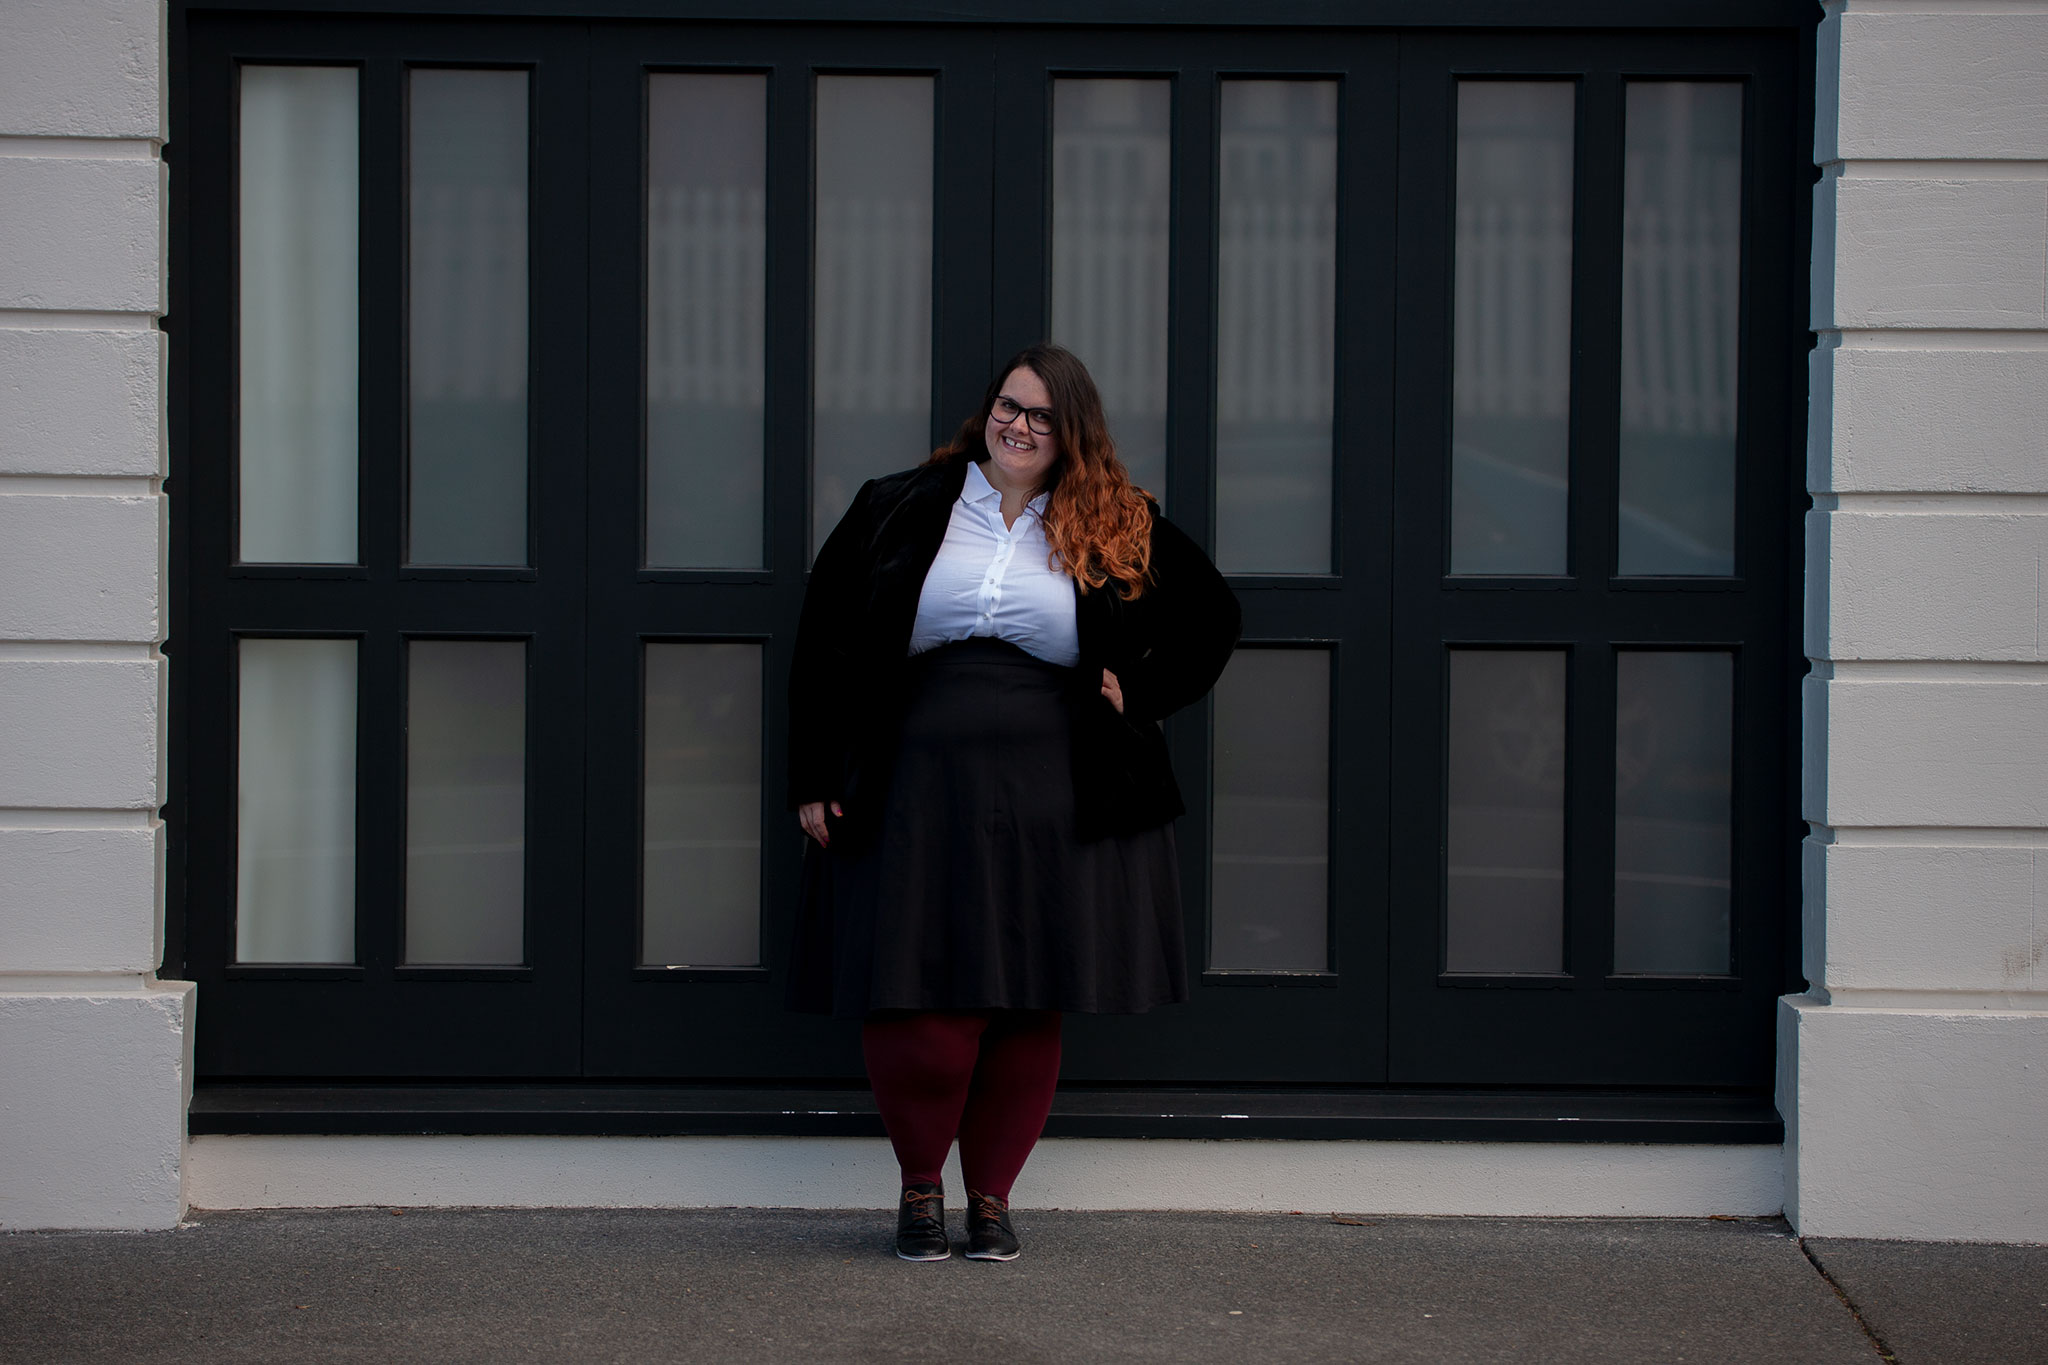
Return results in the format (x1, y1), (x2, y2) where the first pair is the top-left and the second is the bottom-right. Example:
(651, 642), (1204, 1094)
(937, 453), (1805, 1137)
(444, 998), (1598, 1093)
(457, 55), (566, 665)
(786, 343), (1239, 1262)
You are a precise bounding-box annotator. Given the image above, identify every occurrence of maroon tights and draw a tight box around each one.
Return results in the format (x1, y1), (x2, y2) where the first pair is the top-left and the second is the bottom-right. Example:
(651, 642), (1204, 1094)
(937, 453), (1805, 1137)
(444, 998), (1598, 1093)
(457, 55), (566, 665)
(861, 1009), (1063, 1199)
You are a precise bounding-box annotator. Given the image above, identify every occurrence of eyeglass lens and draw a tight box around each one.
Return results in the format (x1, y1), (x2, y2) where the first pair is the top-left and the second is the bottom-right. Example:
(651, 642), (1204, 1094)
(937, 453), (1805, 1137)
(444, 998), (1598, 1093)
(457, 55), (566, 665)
(994, 397), (1054, 435)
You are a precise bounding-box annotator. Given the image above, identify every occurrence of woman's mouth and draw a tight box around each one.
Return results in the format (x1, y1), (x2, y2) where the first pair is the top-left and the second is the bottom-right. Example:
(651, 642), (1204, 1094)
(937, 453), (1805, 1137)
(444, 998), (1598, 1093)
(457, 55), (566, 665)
(1002, 436), (1033, 452)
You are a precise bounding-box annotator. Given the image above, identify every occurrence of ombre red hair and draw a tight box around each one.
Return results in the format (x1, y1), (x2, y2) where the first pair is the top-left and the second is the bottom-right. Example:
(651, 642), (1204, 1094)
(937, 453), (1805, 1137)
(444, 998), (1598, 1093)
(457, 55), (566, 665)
(928, 343), (1155, 598)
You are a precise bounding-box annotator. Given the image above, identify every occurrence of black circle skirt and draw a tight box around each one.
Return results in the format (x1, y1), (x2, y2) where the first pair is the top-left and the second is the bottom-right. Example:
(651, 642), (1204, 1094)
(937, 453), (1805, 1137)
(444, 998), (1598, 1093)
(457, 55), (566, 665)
(786, 637), (1189, 1019)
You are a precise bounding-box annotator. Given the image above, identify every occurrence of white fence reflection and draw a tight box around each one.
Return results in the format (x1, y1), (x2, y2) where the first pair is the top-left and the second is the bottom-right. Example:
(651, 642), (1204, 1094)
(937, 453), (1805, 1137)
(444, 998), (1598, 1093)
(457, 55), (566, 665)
(411, 146), (1737, 443)
(410, 185), (526, 402)
(648, 186), (767, 407)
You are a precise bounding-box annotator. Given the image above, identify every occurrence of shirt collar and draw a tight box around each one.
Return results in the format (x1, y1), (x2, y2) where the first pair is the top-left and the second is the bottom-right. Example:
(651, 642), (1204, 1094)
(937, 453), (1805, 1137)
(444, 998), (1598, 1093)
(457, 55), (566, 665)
(964, 460), (1049, 515)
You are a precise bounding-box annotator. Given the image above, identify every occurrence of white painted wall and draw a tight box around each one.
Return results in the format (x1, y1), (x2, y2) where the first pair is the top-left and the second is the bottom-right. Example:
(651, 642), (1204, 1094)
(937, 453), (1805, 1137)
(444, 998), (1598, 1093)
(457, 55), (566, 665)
(0, 0), (194, 1232)
(1788, 0), (2048, 1241)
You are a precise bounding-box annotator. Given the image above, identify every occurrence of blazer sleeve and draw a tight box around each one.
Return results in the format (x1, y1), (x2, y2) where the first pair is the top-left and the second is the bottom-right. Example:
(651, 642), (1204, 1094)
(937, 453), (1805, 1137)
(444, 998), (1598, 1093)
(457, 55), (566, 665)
(786, 479), (876, 809)
(1115, 512), (1242, 728)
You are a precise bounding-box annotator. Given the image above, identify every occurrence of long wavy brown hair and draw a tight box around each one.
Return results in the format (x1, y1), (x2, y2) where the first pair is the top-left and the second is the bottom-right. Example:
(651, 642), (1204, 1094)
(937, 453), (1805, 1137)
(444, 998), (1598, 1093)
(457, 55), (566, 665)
(927, 343), (1155, 598)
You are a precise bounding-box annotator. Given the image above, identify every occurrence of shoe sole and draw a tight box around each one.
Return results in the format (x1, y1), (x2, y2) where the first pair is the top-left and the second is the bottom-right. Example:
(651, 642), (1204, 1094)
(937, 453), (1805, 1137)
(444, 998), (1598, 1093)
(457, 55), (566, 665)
(964, 1249), (1020, 1261)
(897, 1248), (952, 1261)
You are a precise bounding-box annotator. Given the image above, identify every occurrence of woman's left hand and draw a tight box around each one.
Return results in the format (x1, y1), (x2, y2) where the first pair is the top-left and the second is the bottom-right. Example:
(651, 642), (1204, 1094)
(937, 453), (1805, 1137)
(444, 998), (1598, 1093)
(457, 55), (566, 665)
(1101, 668), (1124, 715)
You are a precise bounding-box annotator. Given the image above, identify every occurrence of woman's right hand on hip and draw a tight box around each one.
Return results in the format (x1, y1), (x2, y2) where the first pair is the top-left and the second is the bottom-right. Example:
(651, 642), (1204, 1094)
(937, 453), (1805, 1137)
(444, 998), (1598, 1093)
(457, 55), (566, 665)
(798, 800), (843, 848)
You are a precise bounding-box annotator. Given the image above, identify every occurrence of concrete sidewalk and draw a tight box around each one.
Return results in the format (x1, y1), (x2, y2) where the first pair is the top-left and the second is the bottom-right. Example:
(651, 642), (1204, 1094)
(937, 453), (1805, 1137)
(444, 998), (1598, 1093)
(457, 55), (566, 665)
(2, 1208), (2043, 1363)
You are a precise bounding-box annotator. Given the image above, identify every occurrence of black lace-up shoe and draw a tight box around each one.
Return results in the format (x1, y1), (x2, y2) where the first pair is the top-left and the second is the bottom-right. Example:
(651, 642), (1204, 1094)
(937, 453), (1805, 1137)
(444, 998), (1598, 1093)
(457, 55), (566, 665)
(895, 1183), (950, 1261)
(965, 1190), (1020, 1261)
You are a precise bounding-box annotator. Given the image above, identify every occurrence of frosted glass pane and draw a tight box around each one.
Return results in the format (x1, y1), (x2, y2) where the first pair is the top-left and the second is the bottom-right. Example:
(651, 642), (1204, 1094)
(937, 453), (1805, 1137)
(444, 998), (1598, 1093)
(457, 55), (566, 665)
(1619, 83), (1743, 577)
(237, 638), (357, 962)
(405, 641), (526, 965)
(1053, 79), (1171, 501)
(1211, 650), (1329, 972)
(1451, 82), (1574, 575)
(239, 66), (359, 565)
(812, 76), (933, 558)
(643, 644), (762, 967)
(1216, 81), (1336, 574)
(1615, 651), (1733, 974)
(647, 74), (766, 568)
(408, 69), (529, 566)
(1446, 650), (1565, 974)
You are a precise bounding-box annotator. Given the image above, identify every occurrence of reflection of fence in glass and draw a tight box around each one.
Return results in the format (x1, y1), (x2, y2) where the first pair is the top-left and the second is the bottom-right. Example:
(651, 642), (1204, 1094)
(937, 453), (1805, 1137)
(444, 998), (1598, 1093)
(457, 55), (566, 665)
(1455, 197), (1574, 420)
(1052, 146), (1169, 419)
(811, 75), (935, 556)
(812, 197), (933, 416)
(1216, 80), (1337, 573)
(1451, 81), (1574, 574)
(238, 65), (359, 565)
(409, 186), (528, 405)
(407, 66), (530, 567)
(1619, 82), (1742, 576)
(1053, 79), (1171, 499)
(648, 188), (766, 409)
(647, 183), (766, 566)
(409, 179), (528, 565)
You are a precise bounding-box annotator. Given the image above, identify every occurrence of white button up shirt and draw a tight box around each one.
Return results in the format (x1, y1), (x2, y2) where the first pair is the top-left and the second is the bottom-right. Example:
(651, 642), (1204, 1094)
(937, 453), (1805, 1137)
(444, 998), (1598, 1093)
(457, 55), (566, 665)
(908, 460), (1081, 668)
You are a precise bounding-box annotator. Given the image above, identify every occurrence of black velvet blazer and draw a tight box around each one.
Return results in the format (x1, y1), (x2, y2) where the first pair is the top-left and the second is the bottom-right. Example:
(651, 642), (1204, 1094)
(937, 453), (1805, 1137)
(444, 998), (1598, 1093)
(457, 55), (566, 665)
(788, 454), (1242, 842)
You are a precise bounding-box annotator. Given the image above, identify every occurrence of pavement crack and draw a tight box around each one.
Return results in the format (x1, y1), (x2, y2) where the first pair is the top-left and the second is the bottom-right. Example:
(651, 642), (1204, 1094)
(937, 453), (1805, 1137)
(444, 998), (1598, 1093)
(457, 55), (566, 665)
(1799, 1237), (1898, 1363)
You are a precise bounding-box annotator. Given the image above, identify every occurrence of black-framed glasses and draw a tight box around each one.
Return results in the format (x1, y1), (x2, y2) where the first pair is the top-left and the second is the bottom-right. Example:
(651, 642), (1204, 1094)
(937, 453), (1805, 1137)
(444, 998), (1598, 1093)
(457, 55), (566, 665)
(991, 395), (1055, 436)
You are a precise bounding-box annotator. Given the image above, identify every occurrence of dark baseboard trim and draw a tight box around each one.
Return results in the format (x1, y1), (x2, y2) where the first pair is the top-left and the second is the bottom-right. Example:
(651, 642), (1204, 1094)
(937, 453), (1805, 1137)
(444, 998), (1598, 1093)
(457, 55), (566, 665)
(189, 1083), (1783, 1144)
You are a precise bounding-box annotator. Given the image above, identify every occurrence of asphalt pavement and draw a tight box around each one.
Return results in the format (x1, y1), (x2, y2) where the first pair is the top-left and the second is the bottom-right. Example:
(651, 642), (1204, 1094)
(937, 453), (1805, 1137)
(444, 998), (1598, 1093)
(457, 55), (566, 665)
(3, 1207), (2044, 1363)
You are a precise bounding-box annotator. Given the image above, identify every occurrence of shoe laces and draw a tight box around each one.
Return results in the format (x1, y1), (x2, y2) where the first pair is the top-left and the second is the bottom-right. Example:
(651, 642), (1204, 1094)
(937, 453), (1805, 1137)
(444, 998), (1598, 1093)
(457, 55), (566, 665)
(901, 1188), (944, 1225)
(968, 1191), (1009, 1223)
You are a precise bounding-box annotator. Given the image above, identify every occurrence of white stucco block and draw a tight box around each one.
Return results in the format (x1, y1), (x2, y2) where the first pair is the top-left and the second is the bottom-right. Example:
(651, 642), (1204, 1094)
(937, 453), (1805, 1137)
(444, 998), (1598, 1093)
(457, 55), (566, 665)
(0, 983), (193, 1230)
(1821, 12), (2048, 162)
(0, 328), (163, 477)
(1780, 996), (2048, 1241)
(0, 660), (159, 809)
(1807, 510), (2047, 660)
(1806, 839), (2040, 994)
(0, 495), (160, 641)
(0, 156), (162, 314)
(1810, 345), (2048, 494)
(1813, 175), (2048, 330)
(0, 0), (161, 141)
(1804, 675), (2048, 827)
(0, 825), (160, 973)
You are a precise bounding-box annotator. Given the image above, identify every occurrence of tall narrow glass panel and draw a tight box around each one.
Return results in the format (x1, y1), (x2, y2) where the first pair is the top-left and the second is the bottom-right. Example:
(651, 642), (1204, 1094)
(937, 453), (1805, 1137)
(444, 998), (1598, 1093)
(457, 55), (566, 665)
(1619, 83), (1743, 576)
(647, 74), (767, 568)
(1216, 81), (1337, 573)
(1614, 651), (1733, 973)
(1445, 649), (1566, 973)
(642, 643), (763, 967)
(1211, 649), (1329, 972)
(1450, 82), (1575, 575)
(405, 640), (526, 965)
(812, 76), (933, 558)
(408, 69), (529, 566)
(238, 66), (358, 565)
(236, 638), (357, 962)
(1053, 78), (1171, 501)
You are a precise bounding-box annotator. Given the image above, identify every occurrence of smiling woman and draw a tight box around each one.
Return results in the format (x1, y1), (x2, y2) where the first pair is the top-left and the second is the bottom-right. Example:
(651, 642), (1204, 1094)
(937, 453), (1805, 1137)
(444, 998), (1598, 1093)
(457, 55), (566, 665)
(785, 343), (1241, 1261)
